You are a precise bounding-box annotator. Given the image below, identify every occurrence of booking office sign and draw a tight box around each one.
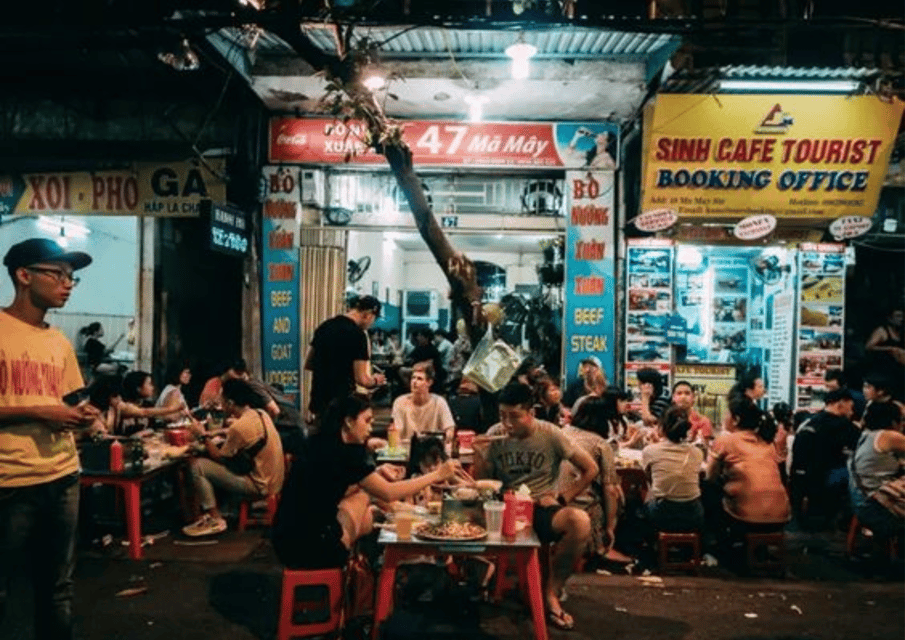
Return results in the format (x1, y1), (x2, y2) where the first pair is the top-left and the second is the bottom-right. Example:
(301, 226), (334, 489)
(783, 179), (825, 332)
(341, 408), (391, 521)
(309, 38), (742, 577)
(641, 95), (903, 224)
(564, 171), (616, 388)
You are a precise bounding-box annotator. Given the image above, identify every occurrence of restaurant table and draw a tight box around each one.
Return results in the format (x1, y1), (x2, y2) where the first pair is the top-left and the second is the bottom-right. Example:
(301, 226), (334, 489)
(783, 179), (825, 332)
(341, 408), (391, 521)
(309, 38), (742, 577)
(79, 457), (188, 560)
(373, 525), (547, 640)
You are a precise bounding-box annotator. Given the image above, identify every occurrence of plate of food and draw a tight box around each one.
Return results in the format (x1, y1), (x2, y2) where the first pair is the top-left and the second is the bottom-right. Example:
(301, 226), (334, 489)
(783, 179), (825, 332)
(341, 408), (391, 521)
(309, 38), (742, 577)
(413, 521), (487, 541)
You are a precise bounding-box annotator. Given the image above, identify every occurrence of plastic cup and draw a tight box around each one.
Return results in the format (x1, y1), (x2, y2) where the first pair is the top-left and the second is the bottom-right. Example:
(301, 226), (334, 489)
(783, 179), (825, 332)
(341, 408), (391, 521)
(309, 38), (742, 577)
(483, 501), (505, 539)
(395, 513), (414, 540)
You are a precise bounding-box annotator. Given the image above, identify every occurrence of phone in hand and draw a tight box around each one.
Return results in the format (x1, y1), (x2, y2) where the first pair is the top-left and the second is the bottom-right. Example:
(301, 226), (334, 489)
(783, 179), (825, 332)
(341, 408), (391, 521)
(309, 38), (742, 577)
(62, 388), (90, 407)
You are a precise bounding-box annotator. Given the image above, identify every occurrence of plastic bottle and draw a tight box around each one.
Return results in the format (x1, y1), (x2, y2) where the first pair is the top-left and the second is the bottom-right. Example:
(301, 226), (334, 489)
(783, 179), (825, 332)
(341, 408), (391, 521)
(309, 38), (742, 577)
(109, 439), (124, 472)
(502, 490), (517, 539)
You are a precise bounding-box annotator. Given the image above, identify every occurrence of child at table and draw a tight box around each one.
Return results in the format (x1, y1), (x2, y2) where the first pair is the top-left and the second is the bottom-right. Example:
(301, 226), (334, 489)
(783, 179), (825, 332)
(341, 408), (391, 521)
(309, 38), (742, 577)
(272, 394), (466, 569)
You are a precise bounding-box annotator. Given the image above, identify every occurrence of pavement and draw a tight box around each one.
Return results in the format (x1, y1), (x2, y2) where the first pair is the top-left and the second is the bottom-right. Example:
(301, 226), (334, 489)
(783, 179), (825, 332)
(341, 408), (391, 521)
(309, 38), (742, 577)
(4, 524), (903, 640)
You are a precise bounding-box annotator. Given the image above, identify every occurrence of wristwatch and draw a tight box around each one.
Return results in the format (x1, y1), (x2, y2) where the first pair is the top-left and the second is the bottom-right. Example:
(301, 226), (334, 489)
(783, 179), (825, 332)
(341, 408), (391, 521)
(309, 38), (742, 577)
(556, 494), (568, 507)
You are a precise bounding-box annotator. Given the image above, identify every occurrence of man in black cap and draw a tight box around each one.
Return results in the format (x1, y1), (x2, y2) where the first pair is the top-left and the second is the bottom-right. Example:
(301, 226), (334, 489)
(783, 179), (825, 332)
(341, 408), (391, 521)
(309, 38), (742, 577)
(304, 294), (385, 423)
(0, 238), (98, 639)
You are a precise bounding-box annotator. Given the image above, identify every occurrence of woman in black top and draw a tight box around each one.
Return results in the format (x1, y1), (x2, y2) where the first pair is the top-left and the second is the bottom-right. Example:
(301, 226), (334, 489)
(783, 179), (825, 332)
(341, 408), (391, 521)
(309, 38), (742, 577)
(272, 393), (462, 569)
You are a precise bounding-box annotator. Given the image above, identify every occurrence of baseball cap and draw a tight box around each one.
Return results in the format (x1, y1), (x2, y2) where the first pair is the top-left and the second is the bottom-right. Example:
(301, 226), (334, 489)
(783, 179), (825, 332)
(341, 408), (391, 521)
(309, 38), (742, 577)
(3, 238), (92, 272)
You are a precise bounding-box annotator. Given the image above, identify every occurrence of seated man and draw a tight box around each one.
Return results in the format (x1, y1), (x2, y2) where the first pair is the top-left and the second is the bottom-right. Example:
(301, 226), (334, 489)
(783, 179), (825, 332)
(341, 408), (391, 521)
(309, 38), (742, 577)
(671, 380), (713, 443)
(391, 362), (455, 443)
(200, 358), (280, 421)
(474, 382), (597, 631)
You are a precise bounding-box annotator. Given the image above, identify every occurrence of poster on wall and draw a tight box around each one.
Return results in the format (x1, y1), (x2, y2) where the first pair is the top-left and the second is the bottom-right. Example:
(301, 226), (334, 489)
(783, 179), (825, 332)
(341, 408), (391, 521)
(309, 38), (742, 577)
(795, 243), (845, 410)
(673, 245), (796, 407)
(625, 239), (673, 368)
(261, 166), (301, 409)
(563, 171), (616, 387)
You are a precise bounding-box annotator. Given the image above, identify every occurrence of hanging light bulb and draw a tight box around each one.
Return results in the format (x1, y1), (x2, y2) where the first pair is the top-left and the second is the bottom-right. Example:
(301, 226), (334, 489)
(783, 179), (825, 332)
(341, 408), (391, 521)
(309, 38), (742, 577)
(505, 37), (537, 81)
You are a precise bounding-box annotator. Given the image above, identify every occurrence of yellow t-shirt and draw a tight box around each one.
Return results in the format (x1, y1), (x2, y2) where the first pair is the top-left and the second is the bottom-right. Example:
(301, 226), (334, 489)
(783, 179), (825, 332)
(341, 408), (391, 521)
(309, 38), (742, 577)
(0, 310), (84, 487)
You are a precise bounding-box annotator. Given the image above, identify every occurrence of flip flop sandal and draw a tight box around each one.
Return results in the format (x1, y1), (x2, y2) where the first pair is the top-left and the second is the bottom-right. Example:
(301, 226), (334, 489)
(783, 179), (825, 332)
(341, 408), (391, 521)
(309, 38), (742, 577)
(547, 608), (575, 631)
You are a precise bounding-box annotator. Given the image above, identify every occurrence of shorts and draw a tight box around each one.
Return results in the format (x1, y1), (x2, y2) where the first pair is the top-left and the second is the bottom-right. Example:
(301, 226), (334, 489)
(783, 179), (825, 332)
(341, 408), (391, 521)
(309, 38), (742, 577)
(532, 504), (565, 544)
(273, 521), (349, 570)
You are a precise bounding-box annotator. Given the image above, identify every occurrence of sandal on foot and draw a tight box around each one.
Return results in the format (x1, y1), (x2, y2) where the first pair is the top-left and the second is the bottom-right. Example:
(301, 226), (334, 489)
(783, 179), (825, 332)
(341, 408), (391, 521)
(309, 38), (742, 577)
(547, 608), (574, 631)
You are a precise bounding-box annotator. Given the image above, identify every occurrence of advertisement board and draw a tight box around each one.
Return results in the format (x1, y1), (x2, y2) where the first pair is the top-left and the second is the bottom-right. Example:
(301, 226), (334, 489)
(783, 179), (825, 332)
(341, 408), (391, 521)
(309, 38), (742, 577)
(795, 243), (845, 410)
(269, 118), (620, 170)
(563, 171), (616, 387)
(0, 161), (226, 218)
(641, 95), (903, 221)
(261, 167), (301, 408)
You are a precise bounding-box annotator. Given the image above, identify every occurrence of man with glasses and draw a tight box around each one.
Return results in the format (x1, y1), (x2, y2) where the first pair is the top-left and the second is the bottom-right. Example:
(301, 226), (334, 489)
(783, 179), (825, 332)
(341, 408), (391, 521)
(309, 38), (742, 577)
(0, 238), (98, 640)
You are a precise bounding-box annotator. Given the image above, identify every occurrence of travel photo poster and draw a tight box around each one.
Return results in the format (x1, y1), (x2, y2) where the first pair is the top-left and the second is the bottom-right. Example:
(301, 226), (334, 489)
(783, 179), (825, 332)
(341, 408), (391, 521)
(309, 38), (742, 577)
(625, 239), (674, 368)
(795, 243), (845, 410)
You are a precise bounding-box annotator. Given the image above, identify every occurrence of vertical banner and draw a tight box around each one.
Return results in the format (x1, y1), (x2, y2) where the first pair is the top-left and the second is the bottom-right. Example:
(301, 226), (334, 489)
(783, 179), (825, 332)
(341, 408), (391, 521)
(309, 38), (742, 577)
(261, 167), (301, 408)
(795, 243), (845, 410)
(563, 171), (616, 387)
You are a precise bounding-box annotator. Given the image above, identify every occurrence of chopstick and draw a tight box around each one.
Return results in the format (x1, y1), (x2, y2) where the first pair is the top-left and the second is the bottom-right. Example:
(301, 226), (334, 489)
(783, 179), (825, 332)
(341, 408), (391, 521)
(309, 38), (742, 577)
(474, 435), (508, 441)
(454, 463), (476, 485)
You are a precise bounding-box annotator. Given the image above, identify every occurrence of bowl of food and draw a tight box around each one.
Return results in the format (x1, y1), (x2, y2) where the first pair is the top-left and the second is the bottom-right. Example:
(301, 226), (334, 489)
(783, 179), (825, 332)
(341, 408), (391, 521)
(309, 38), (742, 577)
(451, 486), (480, 501)
(474, 479), (503, 493)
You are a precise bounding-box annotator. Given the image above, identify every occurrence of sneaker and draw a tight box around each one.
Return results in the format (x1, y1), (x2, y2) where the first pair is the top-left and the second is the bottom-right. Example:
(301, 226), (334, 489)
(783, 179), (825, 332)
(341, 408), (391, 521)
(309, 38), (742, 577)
(182, 514), (227, 537)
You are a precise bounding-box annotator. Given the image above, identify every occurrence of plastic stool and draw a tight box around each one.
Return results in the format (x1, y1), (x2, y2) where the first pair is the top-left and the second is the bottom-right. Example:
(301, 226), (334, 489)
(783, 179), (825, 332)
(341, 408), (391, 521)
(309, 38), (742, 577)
(238, 493), (279, 532)
(657, 532), (701, 574)
(745, 531), (785, 575)
(277, 567), (344, 640)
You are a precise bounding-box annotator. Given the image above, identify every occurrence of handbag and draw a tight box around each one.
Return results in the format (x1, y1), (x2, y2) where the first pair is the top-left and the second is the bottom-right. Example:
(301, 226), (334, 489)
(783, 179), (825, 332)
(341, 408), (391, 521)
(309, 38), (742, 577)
(850, 433), (905, 519)
(222, 410), (268, 476)
(462, 326), (523, 393)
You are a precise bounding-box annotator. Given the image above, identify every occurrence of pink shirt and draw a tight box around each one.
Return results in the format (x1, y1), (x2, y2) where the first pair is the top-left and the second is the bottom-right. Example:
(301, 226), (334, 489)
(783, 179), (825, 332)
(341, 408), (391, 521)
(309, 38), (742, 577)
(687, 410), (713, 441)
(710, 431), (790, 524)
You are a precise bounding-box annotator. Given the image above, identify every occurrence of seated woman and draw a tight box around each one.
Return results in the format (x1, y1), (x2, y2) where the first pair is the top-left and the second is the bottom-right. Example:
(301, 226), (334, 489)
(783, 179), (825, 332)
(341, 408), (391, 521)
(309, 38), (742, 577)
(272, 393), (461, 569)
(848, 401), (905, 539)
(642, 406), (704, 533)
(601, 387), (635, 444)
(534, 379), (565, 425)
(118, 370), (188, 436)
(559, 396), (624, 560)
(183, 378), (285, 537)
(705, 399), (790, 535)
(87, 374), (124, 436)
(156, 363), (193, 415)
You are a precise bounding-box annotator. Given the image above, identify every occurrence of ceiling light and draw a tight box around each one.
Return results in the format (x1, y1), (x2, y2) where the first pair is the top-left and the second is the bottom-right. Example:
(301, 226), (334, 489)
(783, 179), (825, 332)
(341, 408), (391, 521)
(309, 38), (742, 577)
(363, 75), (385, 91)
(505, 39), (536, 81)
(464, 95), (489, 122)
(719, 79), (860, 93)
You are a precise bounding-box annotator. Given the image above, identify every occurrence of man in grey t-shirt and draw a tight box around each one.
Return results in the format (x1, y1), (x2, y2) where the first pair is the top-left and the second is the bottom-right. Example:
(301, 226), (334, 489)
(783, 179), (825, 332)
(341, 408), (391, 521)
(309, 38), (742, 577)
(474, 382), (597, 631)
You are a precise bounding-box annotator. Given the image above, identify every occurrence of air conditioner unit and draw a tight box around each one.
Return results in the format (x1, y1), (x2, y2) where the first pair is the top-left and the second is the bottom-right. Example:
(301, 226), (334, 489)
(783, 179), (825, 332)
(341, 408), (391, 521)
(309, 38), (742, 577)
(403, 290), (438, 321)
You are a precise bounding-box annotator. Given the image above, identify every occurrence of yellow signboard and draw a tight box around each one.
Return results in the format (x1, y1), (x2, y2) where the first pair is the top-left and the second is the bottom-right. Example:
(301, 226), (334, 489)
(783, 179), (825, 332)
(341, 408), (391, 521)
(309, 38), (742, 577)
(8, 160), (226, 217)
(641, 95), (903, 221)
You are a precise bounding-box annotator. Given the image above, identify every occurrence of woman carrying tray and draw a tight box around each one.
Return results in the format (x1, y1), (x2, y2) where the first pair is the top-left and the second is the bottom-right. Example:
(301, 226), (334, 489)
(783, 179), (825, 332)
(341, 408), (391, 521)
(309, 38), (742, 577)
(272, 393), (466, 569)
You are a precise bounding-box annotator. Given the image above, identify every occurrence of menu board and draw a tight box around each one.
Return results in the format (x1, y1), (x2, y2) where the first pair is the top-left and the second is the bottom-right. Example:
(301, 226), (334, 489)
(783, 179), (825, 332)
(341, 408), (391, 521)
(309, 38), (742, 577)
(261, 166), (301, 408)
(563, 171), (616, 387)
(795, 243), (845, 410)
(625, 239), (673, 366)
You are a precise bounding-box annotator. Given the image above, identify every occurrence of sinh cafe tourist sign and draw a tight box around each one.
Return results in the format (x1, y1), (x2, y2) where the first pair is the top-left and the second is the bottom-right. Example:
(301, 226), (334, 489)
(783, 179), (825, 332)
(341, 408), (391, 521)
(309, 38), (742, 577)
(640, 95), (903, 225)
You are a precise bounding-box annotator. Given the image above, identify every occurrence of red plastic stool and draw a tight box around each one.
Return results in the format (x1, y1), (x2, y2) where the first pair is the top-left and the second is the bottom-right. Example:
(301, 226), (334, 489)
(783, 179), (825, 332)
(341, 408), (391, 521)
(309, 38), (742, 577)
(238, 493), (279, 532)
(745, 531), (785, 576)
(657, 532), (701, 574)
(277, 567), (345, 640)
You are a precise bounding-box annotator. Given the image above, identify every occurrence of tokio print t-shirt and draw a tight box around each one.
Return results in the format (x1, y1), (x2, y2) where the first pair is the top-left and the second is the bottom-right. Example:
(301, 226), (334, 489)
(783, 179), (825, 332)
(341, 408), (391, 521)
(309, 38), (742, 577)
(484, 419), (577, 498)
(0, 310), (84, 487)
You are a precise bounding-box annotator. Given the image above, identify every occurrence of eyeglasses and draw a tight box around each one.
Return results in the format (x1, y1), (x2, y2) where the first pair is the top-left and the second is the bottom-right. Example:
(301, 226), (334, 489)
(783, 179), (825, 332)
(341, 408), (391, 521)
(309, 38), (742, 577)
(26, 267), (80, 286)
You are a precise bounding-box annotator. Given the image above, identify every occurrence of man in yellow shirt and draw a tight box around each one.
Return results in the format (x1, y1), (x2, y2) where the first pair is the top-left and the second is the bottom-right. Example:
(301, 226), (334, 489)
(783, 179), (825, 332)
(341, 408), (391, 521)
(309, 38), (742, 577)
(0, 238), (98, 640)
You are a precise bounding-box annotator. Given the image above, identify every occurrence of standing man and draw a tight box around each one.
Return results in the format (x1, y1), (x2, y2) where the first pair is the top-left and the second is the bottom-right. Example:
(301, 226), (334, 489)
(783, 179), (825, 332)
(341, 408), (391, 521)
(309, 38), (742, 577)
(473, 382), (597, 631)
(0, 238), (99, 640)
(305, 295), (385, 423)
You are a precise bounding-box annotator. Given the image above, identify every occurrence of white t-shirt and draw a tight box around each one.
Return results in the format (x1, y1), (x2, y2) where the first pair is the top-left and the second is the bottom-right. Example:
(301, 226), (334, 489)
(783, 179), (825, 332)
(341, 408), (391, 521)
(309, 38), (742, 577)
(391, 393), (455, 441)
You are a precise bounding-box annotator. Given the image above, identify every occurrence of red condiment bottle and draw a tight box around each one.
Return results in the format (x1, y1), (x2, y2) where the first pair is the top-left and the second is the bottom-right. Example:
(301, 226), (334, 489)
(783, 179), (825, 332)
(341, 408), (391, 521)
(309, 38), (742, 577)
(109, 439), (124, 472)
(502, 490), (517, 539)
